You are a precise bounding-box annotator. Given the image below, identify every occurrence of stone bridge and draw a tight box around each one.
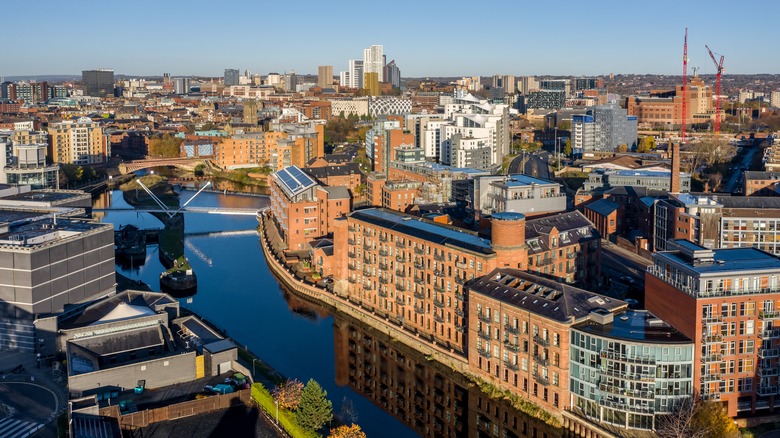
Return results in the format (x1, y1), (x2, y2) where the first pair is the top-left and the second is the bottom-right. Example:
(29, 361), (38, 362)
(118, 157), (210, 174)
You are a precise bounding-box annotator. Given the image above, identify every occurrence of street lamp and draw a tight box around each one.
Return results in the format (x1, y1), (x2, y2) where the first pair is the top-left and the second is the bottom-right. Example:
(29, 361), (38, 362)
(252, 358), (261, 377)
(275, 400), (279, 424)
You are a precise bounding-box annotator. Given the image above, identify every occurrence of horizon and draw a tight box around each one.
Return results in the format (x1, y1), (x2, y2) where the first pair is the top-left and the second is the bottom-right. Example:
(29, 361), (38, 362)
(3, 1), (779, 78)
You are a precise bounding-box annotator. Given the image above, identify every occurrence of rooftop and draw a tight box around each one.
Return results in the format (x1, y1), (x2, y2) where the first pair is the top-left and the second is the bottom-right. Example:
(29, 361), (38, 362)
(0, 189), (90, 204)
(655, 239), (780, 275)
(469, 269), (626, 323)
(273, 166), (318, 198)
(0, 217), (111, 249)
(585, 198), (620, 216)
(350, 208), (493, 255)
(573, 310), (691, 344)
(502, 174), (558, 187)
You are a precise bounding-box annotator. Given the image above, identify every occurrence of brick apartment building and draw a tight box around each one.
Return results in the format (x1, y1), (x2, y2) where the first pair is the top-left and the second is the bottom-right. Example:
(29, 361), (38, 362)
(646, 239), (780, 416)
(269, 166), (350, 251)
(304, 163), (362, 198)
(331, 208), (528, 355)
(467, 268), (625, 413)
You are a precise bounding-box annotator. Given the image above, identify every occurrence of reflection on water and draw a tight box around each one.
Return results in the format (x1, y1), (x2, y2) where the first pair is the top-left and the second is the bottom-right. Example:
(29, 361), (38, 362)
(330, 308), (564, 438)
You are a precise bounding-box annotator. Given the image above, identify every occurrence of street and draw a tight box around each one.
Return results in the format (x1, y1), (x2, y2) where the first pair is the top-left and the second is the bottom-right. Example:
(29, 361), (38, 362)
(600, 241), (652, 290)
(723, 144), (758, 193)
(508, 152), (552, 180)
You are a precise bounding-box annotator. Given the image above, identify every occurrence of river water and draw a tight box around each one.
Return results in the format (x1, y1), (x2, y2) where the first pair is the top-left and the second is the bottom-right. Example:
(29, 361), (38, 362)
(93, 186), (560, 438)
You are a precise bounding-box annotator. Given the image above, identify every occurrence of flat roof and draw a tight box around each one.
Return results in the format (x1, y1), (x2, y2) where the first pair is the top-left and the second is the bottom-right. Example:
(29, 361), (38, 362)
(657, 247), (780, 275)
(0, 217), (110, 249)
(0, 190), (88, 203)
(574, 310), (691, 344)
(350, 208), (493, 255)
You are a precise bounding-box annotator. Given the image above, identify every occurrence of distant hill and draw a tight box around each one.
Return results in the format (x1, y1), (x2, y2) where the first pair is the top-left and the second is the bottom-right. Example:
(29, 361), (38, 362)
(3, 75), (81, 83)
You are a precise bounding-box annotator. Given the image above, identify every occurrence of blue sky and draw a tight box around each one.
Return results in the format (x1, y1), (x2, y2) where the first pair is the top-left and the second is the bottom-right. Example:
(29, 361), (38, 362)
(2, 0), (778, 78)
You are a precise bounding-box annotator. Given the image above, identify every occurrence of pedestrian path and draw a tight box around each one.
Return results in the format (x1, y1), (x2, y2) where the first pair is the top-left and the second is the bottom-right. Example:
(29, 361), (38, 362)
(0, 417), (43, 438)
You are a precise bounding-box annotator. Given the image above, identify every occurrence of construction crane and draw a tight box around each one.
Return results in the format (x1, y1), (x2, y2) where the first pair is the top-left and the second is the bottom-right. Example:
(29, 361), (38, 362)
(681, 28), (688, 144)
(705, 44), (725, 134)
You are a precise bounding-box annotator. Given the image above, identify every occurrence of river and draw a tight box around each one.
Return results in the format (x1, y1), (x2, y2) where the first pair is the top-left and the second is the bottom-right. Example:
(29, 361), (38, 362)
(93, 185), (561, 438)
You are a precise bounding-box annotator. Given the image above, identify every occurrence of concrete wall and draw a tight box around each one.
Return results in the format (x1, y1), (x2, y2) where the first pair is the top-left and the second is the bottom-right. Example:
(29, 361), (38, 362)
(204, 348), (236, 377)
(0, 226), (115, 318)
(69, 351), (197, 396)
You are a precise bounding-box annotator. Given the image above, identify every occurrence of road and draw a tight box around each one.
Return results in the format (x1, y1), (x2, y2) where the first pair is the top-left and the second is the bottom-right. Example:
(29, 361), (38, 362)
(508, 152), (552, 180)
(723, 144), (758, 193)
(600, 242), (652, 290)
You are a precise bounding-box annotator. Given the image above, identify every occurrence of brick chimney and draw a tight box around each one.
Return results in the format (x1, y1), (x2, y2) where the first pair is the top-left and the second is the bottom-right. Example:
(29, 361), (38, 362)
(670, 141), (681, 193)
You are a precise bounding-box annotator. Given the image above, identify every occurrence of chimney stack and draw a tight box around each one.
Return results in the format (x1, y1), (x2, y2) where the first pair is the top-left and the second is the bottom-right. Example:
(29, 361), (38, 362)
(670, 141), (681, 193)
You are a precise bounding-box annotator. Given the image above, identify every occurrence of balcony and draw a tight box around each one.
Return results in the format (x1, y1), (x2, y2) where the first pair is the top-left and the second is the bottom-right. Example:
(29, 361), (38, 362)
(414, 262), (425, 270)
(433, 253), (445, 262)
(567, 252), (578, 259)
(505, 325), (519, 335)
(600, 398), (654, 414)
(433, 299), (445, 308)
(455, 291), (465, 301)
(433, 270), (445, 277)
(348, 262), (357, 270)
(363, 243), (373, 251)
(478, 331), (491, 340)
(362, 269), (373, 277)
(700, 392), (721, 401)
(533, 354), (549, 366)
(759, 348), (780, 358)
(379, 235), (389, 242)
(415, 306), (425, 315)
(504, 341), (519, 353)
(477, 313), (492, 323)
(434, 314), (444, 323)
(362, 283), (372, 291)
(455, 308), (465, 317)
(537, 258), (553, 267)
(379, 249), (389, 257)
(456, 261), (468, 269)
(378, 262), (389, 270)
(700, 373), (722, 382)
(379, 277), (389, 284)
(478, 348), (491, 358)
(700, 353), (723, 363)
(598, 382), (654, 399)
(348, 277), (358, 284)
(348, 252), (357, 259)
(395, 283), (406, 292)
(414, 277), (424, 285)
(348, 238), (357, 245)
(414, 247), (425, 255)
(533, 373), (550, 386)
(600, 350), (656, 365)
(761, 329), (780, 339)
(396, 296), (405, 305)
(455, 276), (466, 285)
(455, 324), (465, 333)
(396, 255), (405, 263)
(758, 367), (780, 377)
(760, 311), (780, 320)
(395, 269), (406, 277)
(601, 368), (654, 382)
(533, 335), (549, 347)
(758, 386), (778, 396)
(566, 266), (577, 274)
(701, 315), (722, 324)
(414, 291), (425, 299)
(504, 361), (519, 371)
(433, 284), (445, 293)
(702, 334), (723, 343)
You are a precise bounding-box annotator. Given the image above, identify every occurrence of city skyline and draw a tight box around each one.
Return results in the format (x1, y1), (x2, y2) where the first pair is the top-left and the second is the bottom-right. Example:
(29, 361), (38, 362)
(3, 0), (779, 78)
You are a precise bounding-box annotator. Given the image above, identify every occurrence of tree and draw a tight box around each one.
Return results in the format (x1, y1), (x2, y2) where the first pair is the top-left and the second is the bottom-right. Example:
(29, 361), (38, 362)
(563, 138), (572, 156)
(296, 379), (333, 432)
(685, 137), (730, 177)
(328, 424), (366, 438)
(657, 398), (739, 438)
(616, 144), (629, 153)
(148, 134), (183, 158)
(637, 136), (656, 153)
(339, 396), (358, 423)
(272, 378), (304, 410)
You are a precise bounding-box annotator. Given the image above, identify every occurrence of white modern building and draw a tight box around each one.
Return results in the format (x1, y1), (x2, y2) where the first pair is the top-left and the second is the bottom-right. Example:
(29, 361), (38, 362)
(363, 45), (384, 83)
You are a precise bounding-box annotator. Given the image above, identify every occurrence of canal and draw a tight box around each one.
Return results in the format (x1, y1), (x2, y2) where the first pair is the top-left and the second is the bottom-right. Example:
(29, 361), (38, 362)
(94, 186), (562, 438)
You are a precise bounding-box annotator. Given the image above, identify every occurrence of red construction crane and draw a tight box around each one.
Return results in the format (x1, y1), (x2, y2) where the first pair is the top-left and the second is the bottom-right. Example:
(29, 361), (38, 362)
(705, 44), (725, 134)
(681, 28), (688, 144)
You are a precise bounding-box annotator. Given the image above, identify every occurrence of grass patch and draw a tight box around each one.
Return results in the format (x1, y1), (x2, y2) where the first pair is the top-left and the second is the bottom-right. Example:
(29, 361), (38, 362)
(500, 154), (519, 174)
(212, 168), (269, 186)
(251, 383), (316, 438)
(467, 374), (561, 428)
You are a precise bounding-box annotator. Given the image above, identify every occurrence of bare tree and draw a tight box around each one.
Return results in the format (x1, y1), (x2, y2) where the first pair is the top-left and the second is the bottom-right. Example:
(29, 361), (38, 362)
(657, 398), (739, 438)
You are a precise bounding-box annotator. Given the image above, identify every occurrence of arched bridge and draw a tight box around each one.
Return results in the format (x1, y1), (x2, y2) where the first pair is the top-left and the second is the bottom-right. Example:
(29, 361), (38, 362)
(119, 157), (210, 174)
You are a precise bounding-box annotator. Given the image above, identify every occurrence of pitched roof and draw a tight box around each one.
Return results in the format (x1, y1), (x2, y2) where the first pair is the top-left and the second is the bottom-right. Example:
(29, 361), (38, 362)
(468, 268), (626, 323)
(584, 198), (620, 216)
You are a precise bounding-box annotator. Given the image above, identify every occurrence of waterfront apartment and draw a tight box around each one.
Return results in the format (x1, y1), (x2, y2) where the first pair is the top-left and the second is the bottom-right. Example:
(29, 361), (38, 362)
(331, 208), (528, 355)
(646, 239), (780, 416)
(524, 211), (601, 289)
(570, 309), (694, 431)
(466, 268), (626, 414)
(269, 166), (350, 251)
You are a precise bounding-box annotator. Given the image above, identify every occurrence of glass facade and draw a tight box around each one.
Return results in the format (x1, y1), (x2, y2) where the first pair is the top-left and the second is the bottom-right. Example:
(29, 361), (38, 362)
(569, 320), (694, 431)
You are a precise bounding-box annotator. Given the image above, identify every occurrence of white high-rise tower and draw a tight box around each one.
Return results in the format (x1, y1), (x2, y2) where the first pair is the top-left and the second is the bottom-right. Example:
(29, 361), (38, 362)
(363, 45), (384, 83)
